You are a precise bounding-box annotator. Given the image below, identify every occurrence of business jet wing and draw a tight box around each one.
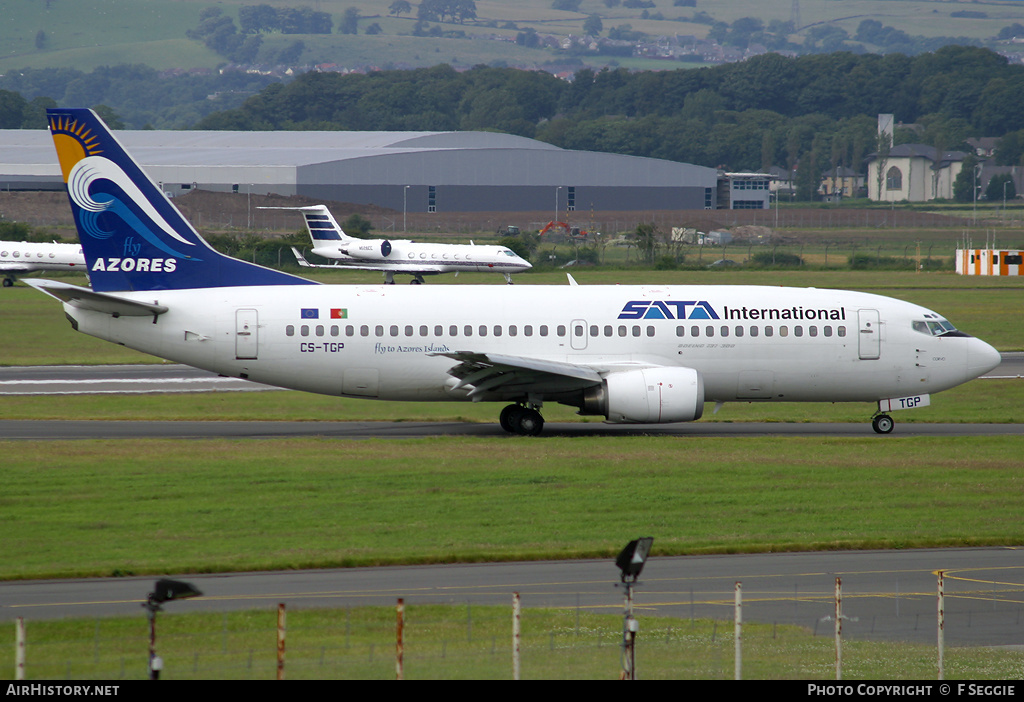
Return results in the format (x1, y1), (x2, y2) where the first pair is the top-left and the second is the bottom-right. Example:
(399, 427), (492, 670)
(25, 279), (168, 317)
(429, 350), (604, 398)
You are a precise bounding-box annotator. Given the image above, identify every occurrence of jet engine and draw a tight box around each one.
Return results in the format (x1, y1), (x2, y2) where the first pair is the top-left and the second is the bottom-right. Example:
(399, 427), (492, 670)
(342, 241), (393, 259)
(580, 367), (704, 423)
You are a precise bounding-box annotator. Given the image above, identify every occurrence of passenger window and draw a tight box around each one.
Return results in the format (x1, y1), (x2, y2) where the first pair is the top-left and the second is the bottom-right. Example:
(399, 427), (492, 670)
(557, 325), (566, 337)
(361, 325), (370, 337)
(838, 326), (847, 337)
(646, 326), (655, 337)
(589, 325), (598, 337)
(346, 325), (355, 337)
(605, 325), (613, 337)
(404, 325), (413, 336)
(676, 326), (685, 337)
(464, 325), (473, 337)
(390, 325), (399, 337)
(780, 326), (789, 337)
(809, 326), (817, 338)
(618, 325), (627, 337)
(286, 325), (295, 337)
(493, 325), (502, 337)
(706, 326), (714, 337)
(434, 325), (443, 336)
(509, 325), (517, 337)
(824, 326), (833, 337)
(632, 326), (641, 337)
(375, 325), (384, 337)
(691, 326), (699, 337)
(421, 325), (430, 337)
(301, 325), (310, 337)
(450, 325), (458, 336)
(734, 326), (743, 337)
(316, 325), (325, 337)
(524, 325), (533, 337)
(750, 326), (758, 337)
(794, 326), (803, 337)
(479, 325), (488, 337)
(331, 326), (339, 337)
(720, 326), (729, 337)
(764, 326), (773, 337)
(540, 325), (548, 336)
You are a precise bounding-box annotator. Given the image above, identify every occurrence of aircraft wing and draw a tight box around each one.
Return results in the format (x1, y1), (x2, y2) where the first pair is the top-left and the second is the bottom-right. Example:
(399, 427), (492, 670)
(24, 279), (168, 317)
(429, 350), (604, 398)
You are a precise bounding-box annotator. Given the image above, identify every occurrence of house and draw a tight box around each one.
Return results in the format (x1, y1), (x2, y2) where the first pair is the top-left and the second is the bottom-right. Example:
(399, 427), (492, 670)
(865, 144), (967, 202)
(819, 166), (864, 201)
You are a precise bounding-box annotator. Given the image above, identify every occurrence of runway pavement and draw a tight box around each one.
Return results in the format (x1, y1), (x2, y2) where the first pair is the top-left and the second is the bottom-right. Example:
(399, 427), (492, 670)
(2, 548), (1022, 646)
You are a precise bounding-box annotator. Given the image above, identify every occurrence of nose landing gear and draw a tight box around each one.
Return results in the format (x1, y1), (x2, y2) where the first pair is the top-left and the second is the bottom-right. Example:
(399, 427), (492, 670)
(499, 403), (545, 436)
(871, 413), (894, 434)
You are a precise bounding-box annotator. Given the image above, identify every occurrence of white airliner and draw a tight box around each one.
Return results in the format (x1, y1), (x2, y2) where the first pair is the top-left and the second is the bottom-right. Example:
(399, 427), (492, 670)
(0, 240), (85, 287)
(263, 205), (531, 284)
(29, 109), (1001, 435)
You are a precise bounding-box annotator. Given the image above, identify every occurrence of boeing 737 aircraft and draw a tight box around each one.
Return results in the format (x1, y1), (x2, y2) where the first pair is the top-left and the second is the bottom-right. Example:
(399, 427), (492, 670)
(0, 240), (85, 287)
(29, 109), (1001, 435)
(263, 205), (531, 284)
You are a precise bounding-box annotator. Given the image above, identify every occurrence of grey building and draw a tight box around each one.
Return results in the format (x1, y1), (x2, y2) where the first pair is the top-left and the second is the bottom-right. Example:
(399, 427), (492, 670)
(0, 129), (719, 213)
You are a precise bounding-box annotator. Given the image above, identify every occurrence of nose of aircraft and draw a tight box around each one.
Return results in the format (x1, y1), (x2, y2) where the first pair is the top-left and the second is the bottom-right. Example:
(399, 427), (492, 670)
(966, 336), (1002, 379)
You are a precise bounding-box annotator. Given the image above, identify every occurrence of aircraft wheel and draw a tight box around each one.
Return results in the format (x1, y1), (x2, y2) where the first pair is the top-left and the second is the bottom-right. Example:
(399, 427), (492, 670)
(410, 279), (422, 285)
(872, 414), (894, 434)
(2, 278), (12, 287)
(499, 404), (522, 433)
(515, 408), (544, 436)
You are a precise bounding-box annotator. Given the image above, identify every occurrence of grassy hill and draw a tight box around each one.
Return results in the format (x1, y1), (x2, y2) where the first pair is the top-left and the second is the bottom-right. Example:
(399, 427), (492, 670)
(3, 0), (1024, 74)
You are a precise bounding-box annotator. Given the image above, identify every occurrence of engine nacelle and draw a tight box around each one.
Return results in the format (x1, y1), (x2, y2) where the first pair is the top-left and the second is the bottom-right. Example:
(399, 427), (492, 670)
(582, 367), (704, 424)
(342, 241), (392, 259)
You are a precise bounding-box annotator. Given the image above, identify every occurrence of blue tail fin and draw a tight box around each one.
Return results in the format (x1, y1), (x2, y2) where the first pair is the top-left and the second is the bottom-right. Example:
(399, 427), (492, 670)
(47, 108), (315, 292)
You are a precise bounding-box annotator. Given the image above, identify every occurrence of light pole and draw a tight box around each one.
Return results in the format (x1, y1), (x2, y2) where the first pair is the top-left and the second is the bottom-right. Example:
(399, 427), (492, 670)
(403, 185), (409, 232)
(615, 537), (653, 680)
(144, 579), (202, 680)
(555, 186), (562, 224)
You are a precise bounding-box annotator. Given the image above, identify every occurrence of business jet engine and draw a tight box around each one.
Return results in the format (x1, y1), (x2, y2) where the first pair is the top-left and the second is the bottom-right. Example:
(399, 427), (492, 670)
(580, 367), (705, 424)
(343, 241), (393, 259)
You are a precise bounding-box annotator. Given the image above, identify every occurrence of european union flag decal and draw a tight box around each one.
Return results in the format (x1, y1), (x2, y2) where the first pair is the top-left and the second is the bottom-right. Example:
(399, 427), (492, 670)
(301, 308), (319, 319)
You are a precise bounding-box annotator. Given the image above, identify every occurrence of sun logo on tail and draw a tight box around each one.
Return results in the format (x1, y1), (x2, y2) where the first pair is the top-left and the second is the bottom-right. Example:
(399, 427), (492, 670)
(49, 115), (103, 184)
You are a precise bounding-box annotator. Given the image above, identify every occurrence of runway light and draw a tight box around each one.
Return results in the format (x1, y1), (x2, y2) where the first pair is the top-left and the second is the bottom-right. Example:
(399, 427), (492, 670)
(616, 537), (654, 583)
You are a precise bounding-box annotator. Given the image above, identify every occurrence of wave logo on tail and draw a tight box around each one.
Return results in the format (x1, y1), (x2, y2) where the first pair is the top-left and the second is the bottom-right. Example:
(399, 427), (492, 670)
(67, 156), (199, 261)
(50, 113), (198, 262)
(48, 109), (316, 291)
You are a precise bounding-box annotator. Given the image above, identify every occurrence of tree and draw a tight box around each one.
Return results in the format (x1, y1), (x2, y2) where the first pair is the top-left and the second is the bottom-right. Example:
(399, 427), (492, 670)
(388, 1), (412, 17)
(340, 8), (360, 35)
(583, 14), (603, 36)
(552, 0), (582, 10)
(630, 222), (660, 264)
(342, 214), (374, 238)
(952, 154), (980, 203)
(985, 172), (1015, 203)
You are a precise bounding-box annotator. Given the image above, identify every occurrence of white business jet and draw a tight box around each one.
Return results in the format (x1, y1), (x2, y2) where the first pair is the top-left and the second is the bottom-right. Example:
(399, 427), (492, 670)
(1, 240), (85, 287)
(263, 205), (530, 284)
(29, 109), (1000, 435)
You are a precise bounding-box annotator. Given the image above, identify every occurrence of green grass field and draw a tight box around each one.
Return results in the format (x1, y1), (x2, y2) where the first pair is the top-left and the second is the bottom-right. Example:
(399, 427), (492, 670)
(3, 435), (1023, 580)
(3, 0), (1021, 73)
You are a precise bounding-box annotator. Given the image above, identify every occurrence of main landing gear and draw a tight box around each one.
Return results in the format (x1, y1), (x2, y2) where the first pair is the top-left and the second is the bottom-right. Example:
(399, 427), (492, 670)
(871, 413), (894, 434)
(500, 403), (544, 436)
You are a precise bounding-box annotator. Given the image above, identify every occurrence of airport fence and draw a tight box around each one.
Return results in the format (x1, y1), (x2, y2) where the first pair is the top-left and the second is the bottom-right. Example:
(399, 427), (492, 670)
(9, 574), (1024, 681)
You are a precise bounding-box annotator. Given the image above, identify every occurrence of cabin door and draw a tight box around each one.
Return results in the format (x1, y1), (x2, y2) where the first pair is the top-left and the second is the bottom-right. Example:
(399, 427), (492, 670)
(235, 308), (259, 360)
(857, 309), (880, 360)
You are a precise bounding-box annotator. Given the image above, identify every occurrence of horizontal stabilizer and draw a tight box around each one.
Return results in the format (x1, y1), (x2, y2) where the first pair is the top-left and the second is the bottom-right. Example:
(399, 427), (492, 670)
(25, 279), (168, 317)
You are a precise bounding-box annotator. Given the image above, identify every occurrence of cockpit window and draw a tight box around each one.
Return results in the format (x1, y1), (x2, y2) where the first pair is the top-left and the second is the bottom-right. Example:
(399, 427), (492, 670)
(913, 319), (957, 336)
